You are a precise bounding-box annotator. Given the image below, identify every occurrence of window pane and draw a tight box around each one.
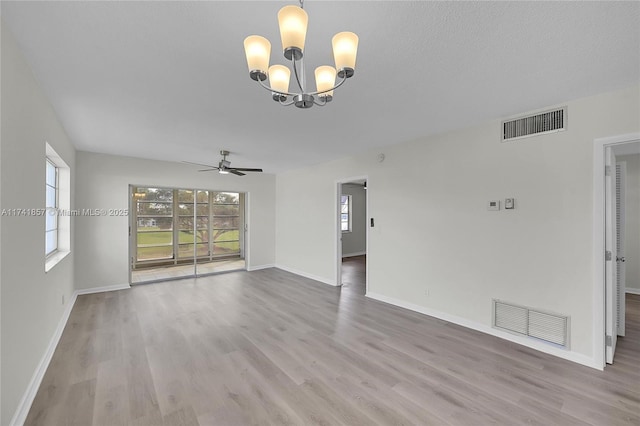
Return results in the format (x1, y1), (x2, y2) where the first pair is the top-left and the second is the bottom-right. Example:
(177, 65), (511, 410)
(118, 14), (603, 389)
(196, 243), (209, 257)
(341, 214), (349, 222)
(45, 230), (57, 255)
(137, 217), (173, 230)
(212, 192), (239, 204)
(196, 216), (209, 230)
(341, 222), (349, 231)
(212, 229), (238, 242)
(179, 217), (208, 230)
(177, 189), (194, 203)
(197, 190), (209, 203)
(137, 202), (172, 216)
(178, 229), (208, 244)
(136, 188), (173, 202)
(137, 231), (173, 246)
(212, 204), (239, 216)
(178, 243), (195, 258)
(195, 229), (209, 243)
(341, 204), (349, 213)
(46, 186), (56, 208)
(178, 230), (195, 244)
(196, 204), (209, 215)
(46, 161), (56, 186)
(45, 211), (57, 232)
(212, 216), (239, 229)
(178, 203), (193, 216)
(137, 246), (173, 261)
(213, 241), (240, 255)
(341, 195), (348, 204)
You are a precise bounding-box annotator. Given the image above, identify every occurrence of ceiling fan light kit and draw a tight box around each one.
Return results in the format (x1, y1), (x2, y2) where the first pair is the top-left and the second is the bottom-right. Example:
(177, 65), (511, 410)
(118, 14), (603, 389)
(243, 0), (358, 109)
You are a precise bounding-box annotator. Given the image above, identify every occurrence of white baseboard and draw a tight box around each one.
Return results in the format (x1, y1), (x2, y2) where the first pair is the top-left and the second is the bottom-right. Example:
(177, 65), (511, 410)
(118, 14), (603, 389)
(76, 283), (131, 295)
(342, 251), (366, 258)
(365, 292), (600, 371)
(247, 264), (275, 272)
(9, 283), (131, 426)
(626, 288), (640, 295)
(275, 265), (338, 287)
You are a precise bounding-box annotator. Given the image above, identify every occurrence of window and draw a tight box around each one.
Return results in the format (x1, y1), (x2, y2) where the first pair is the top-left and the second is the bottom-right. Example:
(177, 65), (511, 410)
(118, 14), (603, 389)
(45, 142), (71, 272)
(132, 187), (243, 267)
(341, 195), (352, 232)
(45, 159), (58, 255)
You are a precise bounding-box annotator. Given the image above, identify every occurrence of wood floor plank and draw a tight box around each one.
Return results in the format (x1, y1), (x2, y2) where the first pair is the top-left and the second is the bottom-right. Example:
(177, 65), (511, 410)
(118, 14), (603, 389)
(24, 261), (640, 425)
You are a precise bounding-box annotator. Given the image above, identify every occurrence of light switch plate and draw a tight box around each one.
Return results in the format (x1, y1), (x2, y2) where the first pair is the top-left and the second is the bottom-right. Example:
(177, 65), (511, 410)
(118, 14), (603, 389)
(488, 200), (500, 211)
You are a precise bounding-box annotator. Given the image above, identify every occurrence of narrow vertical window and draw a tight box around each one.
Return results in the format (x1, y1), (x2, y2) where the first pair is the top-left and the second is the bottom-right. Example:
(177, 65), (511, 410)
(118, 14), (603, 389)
(341, 194), (352, 232)
(45, 159), (58, 255)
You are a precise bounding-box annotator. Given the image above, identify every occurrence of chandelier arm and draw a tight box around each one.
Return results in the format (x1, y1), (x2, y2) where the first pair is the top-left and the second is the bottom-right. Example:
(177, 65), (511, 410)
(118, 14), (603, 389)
(307, 73), (348, 96)
(256, 77), (298, 97)
(292, 57), (305, 93)
(313, 98), (327, 107)
(279, 98), (296, 106)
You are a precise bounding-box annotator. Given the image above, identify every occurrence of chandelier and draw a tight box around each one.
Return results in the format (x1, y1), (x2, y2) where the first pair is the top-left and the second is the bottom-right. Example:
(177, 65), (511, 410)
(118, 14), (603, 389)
(243, 0), (358, 109)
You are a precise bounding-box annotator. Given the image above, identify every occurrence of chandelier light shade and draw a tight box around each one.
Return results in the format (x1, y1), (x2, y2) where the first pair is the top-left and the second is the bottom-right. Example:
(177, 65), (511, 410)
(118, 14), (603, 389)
(332, 32), (359, 78)
(315, 66), (337, 100)
(269, 65), (291, 100)
(243, 35), (271, 81)
(243, 0), (358, 109)
(277, 5), (308, 60)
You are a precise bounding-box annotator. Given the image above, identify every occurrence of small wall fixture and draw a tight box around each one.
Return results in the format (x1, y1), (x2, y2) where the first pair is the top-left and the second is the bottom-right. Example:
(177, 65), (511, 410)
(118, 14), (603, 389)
(243, 0), (358, 109)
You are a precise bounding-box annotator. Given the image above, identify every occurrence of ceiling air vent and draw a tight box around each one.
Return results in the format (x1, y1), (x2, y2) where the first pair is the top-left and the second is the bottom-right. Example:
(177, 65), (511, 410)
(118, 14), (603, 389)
(501, 107), (567, 142)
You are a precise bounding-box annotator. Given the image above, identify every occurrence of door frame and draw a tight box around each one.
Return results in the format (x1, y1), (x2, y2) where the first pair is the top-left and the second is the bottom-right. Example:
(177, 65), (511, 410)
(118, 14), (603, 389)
(592, 133), (640, 368)
(616, 161), (627, 338)
(335, 175), (369, 292)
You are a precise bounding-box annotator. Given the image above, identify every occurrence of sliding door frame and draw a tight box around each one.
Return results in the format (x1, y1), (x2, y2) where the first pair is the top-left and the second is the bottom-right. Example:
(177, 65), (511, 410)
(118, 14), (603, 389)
(128, 184), (247, 284)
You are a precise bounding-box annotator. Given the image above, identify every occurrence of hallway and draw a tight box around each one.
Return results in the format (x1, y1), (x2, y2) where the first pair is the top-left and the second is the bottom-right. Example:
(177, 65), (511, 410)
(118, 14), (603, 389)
(341, 255), (366, 294)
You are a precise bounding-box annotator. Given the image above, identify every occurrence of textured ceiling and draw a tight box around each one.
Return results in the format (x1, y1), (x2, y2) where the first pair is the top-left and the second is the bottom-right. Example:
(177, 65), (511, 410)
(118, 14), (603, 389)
(2, 1), (639, 173)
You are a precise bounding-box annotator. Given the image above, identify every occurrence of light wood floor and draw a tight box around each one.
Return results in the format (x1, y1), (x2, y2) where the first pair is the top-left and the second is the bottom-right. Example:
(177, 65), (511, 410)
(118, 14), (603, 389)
(341, 255), (366, 295)
(26, 269), (640, 425)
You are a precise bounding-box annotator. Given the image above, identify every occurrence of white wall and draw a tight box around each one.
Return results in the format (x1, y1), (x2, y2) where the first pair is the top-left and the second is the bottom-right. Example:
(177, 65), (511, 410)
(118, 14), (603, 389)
(619, 154), (640, 292)
(341, 183), (367, 256)
(275, 85), (640, 363)
(1, 22), (76, 426)
(74, 152), (276, 289)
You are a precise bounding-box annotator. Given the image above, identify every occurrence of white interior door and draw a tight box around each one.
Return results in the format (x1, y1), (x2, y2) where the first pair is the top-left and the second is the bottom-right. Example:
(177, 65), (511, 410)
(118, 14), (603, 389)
(616, 162), (626, 337)
(605, 147), (618, 364)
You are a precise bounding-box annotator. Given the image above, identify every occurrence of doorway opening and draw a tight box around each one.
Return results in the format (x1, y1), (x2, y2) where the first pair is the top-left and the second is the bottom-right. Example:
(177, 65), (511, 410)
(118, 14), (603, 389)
(594, 134), (640, 368)
(336, 177), (368, 294)
(129, 186), (246, 284)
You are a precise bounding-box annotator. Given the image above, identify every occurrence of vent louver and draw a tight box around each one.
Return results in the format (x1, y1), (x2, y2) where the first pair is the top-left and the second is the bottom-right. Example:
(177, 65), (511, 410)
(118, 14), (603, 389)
(502, 107), (566, 142)
(493, 299), (569, 348)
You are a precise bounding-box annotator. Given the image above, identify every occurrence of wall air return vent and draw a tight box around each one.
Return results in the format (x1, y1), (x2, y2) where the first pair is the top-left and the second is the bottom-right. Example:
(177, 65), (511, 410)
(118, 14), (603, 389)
(501, 107), (567, 142)
(492, 299), (569, 348)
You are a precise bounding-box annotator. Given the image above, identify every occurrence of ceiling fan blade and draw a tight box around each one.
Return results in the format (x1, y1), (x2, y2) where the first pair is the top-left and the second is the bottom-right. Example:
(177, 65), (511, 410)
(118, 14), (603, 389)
(230, 167), (263, 172)
(182, 161), (218, 169)
(229, 169), (246, 176)
(197, 168), (219, 172)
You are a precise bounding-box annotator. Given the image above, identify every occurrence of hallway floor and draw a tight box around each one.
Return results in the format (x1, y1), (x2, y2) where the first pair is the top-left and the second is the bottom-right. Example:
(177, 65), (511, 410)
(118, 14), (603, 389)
(341, 255), (366, 294)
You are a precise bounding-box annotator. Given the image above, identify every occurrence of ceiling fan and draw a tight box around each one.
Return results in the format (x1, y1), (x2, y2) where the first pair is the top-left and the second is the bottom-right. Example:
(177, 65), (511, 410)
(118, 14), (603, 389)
(183, 150), (263, 176)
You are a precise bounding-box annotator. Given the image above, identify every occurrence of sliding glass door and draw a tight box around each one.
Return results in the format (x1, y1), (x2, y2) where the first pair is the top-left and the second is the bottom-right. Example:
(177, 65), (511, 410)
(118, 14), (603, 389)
(130, 186), (245, 283)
